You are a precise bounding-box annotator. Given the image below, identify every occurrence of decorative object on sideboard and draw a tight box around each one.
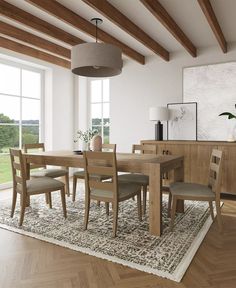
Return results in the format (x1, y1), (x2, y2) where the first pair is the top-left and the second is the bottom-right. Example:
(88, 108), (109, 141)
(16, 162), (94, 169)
(74, 129), (98, 151)
(71, 18), (122, 77)
(167, 102), (197, 140)
(149, 107), (169, 141)
(219, 104), (236, 142)
(90, 134), (102, 151)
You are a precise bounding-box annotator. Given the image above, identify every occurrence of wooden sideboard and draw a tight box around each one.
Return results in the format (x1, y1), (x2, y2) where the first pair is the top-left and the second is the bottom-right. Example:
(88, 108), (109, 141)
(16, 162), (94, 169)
(141, 140), (236, 195)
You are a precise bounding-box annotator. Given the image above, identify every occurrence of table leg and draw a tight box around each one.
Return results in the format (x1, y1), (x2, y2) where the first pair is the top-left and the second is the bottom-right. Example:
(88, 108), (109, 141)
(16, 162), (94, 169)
(149, 163), (162, 236)
(173, 160), (184, 213)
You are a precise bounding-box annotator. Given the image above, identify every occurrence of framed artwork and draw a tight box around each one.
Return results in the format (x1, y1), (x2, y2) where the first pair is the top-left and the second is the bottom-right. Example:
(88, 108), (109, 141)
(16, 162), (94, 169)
(167, 102), (197, 140)
(183, 62), (236, 140)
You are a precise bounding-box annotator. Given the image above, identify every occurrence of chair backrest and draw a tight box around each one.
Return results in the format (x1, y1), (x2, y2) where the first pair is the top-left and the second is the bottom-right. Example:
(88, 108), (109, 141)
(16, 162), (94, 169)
(9, 149), (27, 196)
(132, 144), (157, 154)
(23, 143), (46, 169)
(102, 143), (116, 152)
(83, 151), (118, 201)
(208, 149), (223, 196)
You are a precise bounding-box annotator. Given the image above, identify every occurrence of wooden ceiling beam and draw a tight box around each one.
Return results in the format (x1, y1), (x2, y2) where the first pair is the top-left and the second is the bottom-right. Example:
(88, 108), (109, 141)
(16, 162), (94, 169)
(82, 0), (169, 61)
(0, 36), (71, 69)
(0, 21), (71, 59)
(198, 0), (227, 53)
(0, 0), (83, 46)
(26, 0), (145, 65)
(140, 0), (197, 57)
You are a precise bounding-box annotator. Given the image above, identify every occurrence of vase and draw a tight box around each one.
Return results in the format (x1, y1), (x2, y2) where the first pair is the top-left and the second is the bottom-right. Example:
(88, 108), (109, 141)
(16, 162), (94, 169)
(82, 141), (90, 151)
(227, 119), (236, 142)
(90, 135), (102, 151)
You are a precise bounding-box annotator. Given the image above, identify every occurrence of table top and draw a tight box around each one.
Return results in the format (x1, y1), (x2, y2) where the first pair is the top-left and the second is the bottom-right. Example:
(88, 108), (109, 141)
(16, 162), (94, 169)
(24, 150), (184, 174)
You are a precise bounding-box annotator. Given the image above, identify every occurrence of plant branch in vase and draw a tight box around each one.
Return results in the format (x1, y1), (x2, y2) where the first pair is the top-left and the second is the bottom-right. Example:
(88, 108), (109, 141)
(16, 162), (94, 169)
(74, 129), (98, 151)
(219, 104), (236, 142)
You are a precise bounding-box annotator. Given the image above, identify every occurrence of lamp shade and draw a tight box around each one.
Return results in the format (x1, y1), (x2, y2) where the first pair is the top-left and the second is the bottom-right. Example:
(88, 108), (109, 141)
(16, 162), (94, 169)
(71, 43), (123, 77)
(149, 107), (169, 121)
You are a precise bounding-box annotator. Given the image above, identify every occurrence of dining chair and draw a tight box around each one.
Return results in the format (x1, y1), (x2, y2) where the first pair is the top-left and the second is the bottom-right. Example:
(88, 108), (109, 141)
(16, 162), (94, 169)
(83, 151), (142, 237)
(72, 143), (116, 202)
(24, 143), (70, 197)
(169, 149), (223, 231)
(118, 144), (157, 214)
(10, 148), (67, 226)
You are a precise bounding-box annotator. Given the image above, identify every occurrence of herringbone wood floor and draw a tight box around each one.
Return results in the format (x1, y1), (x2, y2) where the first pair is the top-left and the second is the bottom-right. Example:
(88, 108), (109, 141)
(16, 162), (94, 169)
(0, 190), (236, 288)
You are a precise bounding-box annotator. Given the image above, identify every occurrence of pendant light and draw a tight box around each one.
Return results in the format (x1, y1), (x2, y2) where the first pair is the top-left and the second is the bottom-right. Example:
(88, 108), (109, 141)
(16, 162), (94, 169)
(71, 18), (123, 77)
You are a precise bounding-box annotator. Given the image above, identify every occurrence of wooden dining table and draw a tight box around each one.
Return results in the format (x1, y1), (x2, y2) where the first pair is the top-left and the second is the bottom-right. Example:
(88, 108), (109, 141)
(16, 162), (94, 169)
(23, 151), (184, 236)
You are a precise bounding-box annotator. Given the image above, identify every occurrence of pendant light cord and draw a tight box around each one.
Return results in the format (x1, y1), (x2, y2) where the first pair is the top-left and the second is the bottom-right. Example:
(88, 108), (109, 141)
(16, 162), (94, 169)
(96, 19), (98, 43)
(91, 18), (102, 43)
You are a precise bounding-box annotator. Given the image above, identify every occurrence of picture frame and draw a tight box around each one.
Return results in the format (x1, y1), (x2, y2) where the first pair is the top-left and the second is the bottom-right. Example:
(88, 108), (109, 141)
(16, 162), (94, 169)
(167, 102), (197, 140)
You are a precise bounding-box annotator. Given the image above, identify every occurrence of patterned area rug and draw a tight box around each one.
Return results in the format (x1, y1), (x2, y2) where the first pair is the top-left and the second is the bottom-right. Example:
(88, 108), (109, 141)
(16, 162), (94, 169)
(0, 184), (214, 282)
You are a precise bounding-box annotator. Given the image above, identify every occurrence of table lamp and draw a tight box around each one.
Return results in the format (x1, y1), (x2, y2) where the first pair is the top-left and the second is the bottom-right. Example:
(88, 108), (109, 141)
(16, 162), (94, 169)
(149, 107), (169, 140)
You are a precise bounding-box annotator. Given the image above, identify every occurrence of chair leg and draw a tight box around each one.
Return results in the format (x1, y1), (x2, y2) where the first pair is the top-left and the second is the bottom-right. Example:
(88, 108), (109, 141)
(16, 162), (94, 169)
(97, 200), (101, 206)
(19, 196), (26, 226)
(45, 193), (49, 204)
(60, 187), (67, 219)
(112, 202), (119, 238)
(48, 192), (52, 209)
(65, 173), (70, 197)
(215, 199), (223, 232)
(170, 196), (177, 231)
(167, 192), (172, 218)
(72, 176), (77, 202)
(105, 202), (109, 216)
(137, 192), (142, 221)
(143, 185), (147, 214)
(84, 193), (90, 230)
(209, 201), (214, 220)
(10, 190), (17, 218)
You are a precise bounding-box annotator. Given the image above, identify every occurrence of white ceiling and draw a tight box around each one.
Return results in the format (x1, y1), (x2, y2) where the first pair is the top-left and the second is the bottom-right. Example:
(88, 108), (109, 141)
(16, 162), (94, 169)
(2, 0), (236, 60)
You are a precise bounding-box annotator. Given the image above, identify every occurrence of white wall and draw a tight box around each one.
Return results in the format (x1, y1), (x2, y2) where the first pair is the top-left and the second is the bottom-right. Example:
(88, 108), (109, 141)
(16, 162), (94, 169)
(49, 67), (74, 150)
(110, 44), (236, 152)
(0, 48), (75, 151)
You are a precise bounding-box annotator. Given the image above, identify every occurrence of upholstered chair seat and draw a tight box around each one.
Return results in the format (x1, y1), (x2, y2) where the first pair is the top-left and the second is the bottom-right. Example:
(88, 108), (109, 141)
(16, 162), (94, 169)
(25, 177), (65, 194)
(170, 182), (215, 199)
(118, 174), (149, 186)
(73, 170), (110, 182)
(31, 168), (68, 178)
(91, 182), (141, 201)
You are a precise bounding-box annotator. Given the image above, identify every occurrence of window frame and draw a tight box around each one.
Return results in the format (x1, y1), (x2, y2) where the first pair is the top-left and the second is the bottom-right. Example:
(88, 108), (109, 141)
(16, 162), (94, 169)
(88, 78), (110, 143)
(0, 59), (44, 188)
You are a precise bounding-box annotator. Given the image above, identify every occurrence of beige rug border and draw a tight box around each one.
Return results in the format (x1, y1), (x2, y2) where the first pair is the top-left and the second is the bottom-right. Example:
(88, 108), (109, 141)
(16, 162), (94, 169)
(0, 210), (214, 282)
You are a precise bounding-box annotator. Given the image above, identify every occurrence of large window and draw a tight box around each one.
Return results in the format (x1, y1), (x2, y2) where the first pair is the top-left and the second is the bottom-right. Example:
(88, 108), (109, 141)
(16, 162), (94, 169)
(0, 61), (43, 186)
(90, 79), (110, 143)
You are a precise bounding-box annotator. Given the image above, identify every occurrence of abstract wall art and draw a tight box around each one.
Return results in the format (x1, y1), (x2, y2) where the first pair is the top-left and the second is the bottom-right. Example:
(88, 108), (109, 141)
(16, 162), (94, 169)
(167, 102), (197, 140)
(183, 62), (236, 141)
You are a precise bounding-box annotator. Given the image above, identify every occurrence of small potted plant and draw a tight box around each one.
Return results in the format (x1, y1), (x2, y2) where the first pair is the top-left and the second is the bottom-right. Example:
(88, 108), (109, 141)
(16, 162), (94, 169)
(74, 129), (98, 151)
(219, 104), (236, 141)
